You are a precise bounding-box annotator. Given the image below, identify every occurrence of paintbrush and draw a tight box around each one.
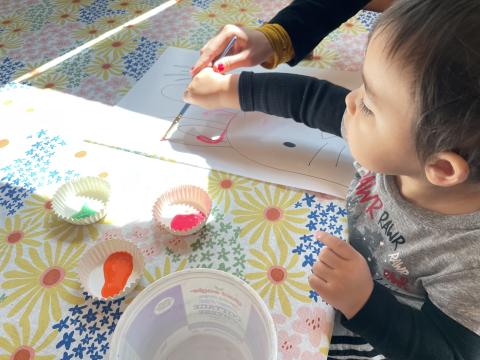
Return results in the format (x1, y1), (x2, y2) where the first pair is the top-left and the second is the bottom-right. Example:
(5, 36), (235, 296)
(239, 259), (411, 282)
(161, 35), (238, 141)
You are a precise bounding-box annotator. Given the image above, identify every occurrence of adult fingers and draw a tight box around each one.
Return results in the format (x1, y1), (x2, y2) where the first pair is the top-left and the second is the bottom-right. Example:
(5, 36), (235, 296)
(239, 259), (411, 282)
(191, 28), (237, 76)
(213, 51), (251, 73)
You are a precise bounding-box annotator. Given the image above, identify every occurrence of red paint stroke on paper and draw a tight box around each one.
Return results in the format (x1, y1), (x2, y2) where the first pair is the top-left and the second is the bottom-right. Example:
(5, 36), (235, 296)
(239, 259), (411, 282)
(196, 118), (233, 144)
(102, 251), (133, 298)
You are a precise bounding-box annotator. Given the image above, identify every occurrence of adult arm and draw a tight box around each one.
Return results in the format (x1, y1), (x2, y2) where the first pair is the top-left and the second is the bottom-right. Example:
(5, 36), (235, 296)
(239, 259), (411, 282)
(269, 0), (370, 65)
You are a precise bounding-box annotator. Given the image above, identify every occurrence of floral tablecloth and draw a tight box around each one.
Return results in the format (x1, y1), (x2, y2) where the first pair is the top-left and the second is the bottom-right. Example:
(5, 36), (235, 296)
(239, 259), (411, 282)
(0, 1), (377, 359)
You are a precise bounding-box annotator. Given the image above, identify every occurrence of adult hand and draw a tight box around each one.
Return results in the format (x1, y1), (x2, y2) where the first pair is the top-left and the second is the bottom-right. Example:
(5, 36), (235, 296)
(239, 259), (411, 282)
(309, 231), (374, 319)
(183, 67), (240, 110)
(191, 24), (274, 76)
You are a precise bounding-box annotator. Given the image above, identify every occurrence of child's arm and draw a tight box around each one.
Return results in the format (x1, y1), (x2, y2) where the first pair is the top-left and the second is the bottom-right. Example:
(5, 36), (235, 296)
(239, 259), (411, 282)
(239, 71), (348, 137)
(343, 281), (480, 359)
(185, 69), (349, 137)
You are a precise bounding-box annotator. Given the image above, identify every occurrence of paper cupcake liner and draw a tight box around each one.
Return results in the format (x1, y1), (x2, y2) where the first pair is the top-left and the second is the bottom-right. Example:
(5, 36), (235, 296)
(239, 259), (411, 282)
(53, 176), (110, 225)
(152, 185), (212, 236)
(77, 239), (144, 301)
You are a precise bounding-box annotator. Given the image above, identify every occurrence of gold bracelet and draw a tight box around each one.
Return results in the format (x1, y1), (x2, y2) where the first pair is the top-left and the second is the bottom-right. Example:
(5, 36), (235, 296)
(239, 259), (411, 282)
(256, 23), (294, 69)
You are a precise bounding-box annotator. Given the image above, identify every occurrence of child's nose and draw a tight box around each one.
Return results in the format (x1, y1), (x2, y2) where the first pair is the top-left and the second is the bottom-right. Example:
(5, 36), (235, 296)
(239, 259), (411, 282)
(345, 89), (358, 117)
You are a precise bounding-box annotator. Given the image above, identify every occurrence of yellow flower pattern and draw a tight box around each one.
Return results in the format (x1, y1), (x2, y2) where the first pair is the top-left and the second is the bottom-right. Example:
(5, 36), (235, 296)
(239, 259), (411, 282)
(111, 0), (137, 11)
(232, 184), (308, 251)
(4, 22), (29, 37)
(1, 241), (85, 325)
(13, 62), (44, 80)
(20, 194), (55, 227)
(245, 245), (311, 316)
(94, 32), (137, 59)
(50, 8), (78, 25)
(208, 170), (255, 213)
(0, 216), (44, 272)
(97, 15), (128, 30)
(86, 54), (123, 80)
(44, 216), (101, 243)
(222, 12), (259, 28)
(301, 45), (339, 69)
(0, 35), (22, 56)
(192, 10), (223, 26)
(127, 4), (151, 16)
(0, 321), (57, 360)
(339, 18), (365, 35)
(73, 24), (106, 41)
(212, 0), (260, 16)
(0, 14), (24, 28)
(30, 73), (69, 91)
(53, 0), (93, 9)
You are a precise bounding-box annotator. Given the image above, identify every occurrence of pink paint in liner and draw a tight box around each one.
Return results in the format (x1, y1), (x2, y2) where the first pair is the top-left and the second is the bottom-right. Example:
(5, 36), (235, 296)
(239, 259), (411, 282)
(170, 211), (206, 231)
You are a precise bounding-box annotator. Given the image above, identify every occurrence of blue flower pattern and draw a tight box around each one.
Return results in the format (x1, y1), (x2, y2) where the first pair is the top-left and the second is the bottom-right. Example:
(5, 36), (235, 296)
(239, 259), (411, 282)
(78, 0), (126, 24)
(123, 37), (163, 81)
(293, 193), (348, 302)
(55, 293), (125, 360)
(0, 130), (79, 216)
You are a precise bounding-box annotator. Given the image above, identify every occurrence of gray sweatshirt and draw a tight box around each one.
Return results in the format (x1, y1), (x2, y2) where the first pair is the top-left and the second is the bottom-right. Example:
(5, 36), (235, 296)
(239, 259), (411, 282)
(239, 71), (480, 359)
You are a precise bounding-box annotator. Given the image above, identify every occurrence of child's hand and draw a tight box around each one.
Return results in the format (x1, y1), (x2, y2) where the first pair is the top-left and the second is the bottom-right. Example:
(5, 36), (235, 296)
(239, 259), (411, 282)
(309, 231), (374, 319)
(183, 67), (240, 110)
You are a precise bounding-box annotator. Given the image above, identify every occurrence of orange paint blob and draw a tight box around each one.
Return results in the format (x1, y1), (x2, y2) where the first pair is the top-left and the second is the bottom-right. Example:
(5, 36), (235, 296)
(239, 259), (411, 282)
(101, 251), (133, 298)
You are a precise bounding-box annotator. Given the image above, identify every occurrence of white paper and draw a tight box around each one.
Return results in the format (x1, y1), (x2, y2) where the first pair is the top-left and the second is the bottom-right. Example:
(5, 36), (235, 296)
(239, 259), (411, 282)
(111, 47), (361, 198)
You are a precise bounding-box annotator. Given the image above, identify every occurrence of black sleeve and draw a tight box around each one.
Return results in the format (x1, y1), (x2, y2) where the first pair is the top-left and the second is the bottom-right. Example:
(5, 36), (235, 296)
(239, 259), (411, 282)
(342, 282), (480, 360)
(238, 71), (348, 137)
(269, 0), (370, 65)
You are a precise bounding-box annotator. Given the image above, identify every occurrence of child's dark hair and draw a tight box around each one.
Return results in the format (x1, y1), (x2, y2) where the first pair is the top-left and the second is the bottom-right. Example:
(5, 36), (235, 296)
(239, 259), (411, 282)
(374, 0), (480, 181)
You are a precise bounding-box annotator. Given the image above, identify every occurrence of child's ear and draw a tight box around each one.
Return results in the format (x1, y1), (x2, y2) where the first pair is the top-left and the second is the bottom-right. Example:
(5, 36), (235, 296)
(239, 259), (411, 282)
(424, 151), (470, 187)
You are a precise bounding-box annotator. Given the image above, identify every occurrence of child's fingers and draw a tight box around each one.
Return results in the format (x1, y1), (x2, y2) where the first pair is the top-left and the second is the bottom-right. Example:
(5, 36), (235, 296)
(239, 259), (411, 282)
(308, 273), (328, 291)
(312, 259), (334, 280)
(318, 247), (340, 268)
(316, 231), (352, 260)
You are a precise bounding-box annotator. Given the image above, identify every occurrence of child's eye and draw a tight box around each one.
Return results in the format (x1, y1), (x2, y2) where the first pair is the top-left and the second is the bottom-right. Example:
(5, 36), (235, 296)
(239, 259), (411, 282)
(359, 98), (374, 117)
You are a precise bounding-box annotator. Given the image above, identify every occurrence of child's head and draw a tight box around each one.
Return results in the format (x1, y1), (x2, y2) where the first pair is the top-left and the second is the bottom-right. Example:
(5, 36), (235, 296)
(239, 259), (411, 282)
(343, 0), (480, 186)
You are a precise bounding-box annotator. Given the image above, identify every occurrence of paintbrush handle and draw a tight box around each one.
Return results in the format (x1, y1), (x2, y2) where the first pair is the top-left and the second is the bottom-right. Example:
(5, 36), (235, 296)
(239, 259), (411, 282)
(219, 35), (237, 59)
(161, 104), (190, 140)
(178, 103), (190, 117)
(162, 37), (236, 140)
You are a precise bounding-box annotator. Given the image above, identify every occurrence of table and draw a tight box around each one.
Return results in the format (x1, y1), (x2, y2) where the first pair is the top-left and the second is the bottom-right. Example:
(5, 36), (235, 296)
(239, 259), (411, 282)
(0, 1), (376, 359)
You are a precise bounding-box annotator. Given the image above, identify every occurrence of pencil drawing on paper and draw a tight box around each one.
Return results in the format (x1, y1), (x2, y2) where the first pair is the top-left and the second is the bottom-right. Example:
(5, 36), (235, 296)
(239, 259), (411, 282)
(115, 47), (356, 197)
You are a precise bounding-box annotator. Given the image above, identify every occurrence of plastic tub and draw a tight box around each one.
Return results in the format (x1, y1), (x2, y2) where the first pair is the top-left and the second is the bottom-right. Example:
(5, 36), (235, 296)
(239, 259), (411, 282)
(109, 269), (277, 360)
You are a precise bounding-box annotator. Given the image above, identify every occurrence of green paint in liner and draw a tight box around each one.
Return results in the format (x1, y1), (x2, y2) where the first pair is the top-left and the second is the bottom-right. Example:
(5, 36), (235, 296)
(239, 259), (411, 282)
(71, 203), (98, 219)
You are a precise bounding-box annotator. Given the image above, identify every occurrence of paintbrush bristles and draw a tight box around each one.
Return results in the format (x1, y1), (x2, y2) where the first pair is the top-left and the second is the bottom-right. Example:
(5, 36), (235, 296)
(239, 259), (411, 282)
(161, 114), (183, 141)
